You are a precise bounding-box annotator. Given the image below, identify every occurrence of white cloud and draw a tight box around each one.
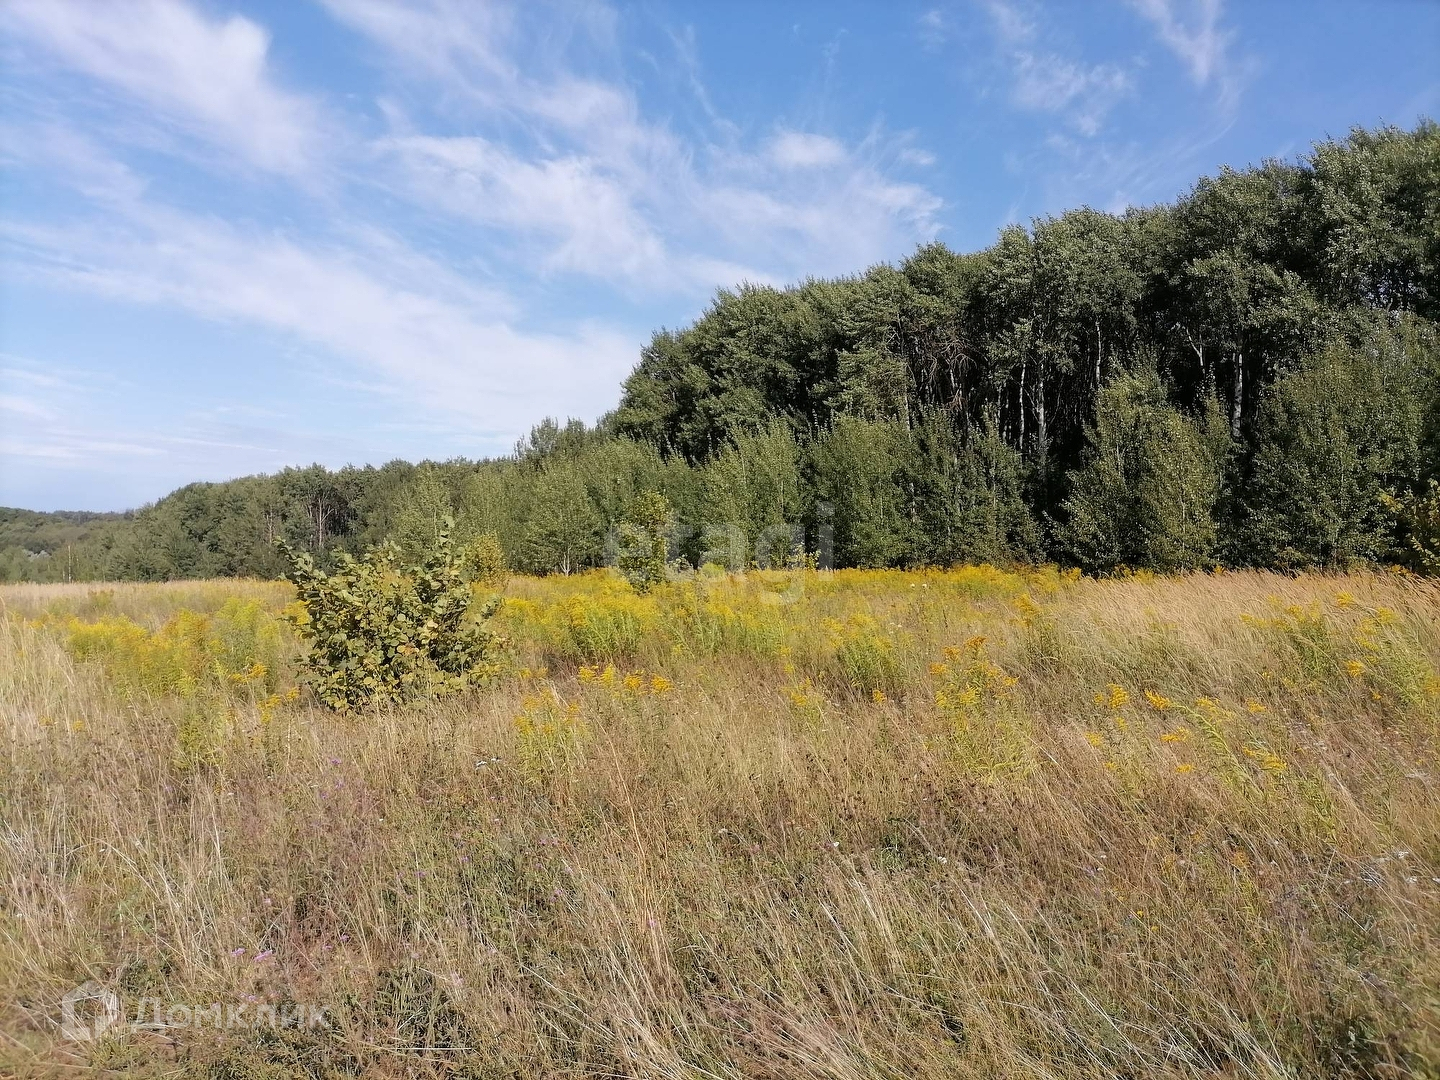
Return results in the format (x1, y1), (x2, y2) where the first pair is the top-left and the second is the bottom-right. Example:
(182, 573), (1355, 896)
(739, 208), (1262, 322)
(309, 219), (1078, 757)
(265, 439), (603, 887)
(768, 132), (848, 170)
(918, 9), (949, 50)
(1, 0), (323, 177)
(2, 191), (638, 430)
(0, 359), (163, 479)
(378, 123), (936, 293)
(1010, 53), (1132, 136)
(319, 0), (521, 105)
(983, 0), (1037, 46)
(380, 134), (672, 283)
(979, 1), (1133, 137)
(0, 346), (525, 511)
(1127, 0), (1247, 113)
(1127, 0), (1230, 86)
(336, 1), (942, 289)
(698, 164), (942, 279)
(0, 427), (165, 463)
(0, 394), (57, 422)
(0, 122), (151, 204)
(0, 361), (74, 392)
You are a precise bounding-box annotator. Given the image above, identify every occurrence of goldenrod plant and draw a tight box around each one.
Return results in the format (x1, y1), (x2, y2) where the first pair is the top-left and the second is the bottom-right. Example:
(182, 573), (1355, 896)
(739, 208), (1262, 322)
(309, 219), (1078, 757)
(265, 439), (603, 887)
(3, 566), (1439, 1076)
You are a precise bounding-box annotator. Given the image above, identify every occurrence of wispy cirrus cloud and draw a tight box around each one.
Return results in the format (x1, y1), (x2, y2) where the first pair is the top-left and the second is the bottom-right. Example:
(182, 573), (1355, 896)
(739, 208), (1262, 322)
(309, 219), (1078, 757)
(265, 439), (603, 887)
(980, 0), (1134, 137)
(767, 131), (849, 170)
(1009, 52), (1132, 137)
(1, 112), (638, 475)
(917, 9), (949, 51)
(1126, 0), (1246, 112)
(377, 121), (939, 292)
(2, 167), (636, 426)
(376, 132), (675, 286)
(331, 0), (942, 288)
(952, 0), (1251, 218)
(0, 393), (57, 422)
(319, 0), (525, 107)
(0, 351), (437, 512)
(0, 355), (159, 472)
(7, 0), (943, 327)
(1127, 0), (1230, 87)
(1, 0), (326, 178)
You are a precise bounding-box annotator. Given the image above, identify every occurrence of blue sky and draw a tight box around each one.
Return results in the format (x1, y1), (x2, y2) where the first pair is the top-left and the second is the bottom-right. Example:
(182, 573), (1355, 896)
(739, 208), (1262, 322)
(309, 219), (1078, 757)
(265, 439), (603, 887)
(2, 1), (1437, 511)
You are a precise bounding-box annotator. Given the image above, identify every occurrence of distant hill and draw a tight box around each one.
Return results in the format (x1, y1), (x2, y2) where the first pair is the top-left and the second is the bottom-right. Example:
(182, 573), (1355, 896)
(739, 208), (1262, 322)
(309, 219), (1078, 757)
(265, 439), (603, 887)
(0, 507), (128, 583)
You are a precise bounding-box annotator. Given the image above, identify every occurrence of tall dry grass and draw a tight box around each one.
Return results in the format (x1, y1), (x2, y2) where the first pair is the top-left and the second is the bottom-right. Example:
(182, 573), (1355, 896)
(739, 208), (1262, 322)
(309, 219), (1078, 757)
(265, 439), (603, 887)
(1, 567), (1437, 1078)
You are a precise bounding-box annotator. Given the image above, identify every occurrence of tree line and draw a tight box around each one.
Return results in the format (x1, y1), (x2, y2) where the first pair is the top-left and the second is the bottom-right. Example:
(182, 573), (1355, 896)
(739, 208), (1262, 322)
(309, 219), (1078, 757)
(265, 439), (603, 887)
(0, 508), (126, 583)
(5, 121), (1438, 583)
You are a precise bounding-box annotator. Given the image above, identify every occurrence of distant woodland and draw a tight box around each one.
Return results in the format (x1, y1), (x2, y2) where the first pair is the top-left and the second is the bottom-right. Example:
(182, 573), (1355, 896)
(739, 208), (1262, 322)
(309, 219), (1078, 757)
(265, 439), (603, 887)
(6, 122), (1438, 582)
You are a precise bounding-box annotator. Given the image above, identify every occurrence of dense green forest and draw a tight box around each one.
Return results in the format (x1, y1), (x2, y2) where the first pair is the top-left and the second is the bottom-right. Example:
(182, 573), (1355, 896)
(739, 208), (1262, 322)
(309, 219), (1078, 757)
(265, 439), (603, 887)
(0, 508), (127, 583)
(6, 122), (1439, 583)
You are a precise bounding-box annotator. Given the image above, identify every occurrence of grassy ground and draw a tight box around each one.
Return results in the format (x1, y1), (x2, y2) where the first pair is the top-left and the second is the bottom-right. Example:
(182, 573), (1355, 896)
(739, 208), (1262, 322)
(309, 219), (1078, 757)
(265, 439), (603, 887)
(1, 566), (1438, 1078)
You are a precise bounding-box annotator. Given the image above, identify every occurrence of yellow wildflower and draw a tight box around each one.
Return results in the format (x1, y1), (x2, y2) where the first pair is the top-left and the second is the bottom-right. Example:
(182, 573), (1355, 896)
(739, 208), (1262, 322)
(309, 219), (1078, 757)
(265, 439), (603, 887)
(786, 680), (818, 709)
(1094, 684), (1129, 710)
(1143, 690), (1171, 711)
(1243, 744), (1287, 774)
(228, 661), (267, 685)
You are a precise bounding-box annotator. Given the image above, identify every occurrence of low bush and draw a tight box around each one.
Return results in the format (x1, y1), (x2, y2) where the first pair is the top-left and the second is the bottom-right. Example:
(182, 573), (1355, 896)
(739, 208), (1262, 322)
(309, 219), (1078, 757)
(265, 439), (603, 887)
(278, 522), (503, 711)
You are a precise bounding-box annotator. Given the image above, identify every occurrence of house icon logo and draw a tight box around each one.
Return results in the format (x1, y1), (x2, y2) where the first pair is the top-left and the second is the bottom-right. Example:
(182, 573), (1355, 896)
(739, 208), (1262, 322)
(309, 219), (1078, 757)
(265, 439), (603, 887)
(61, 981), (121, 1041)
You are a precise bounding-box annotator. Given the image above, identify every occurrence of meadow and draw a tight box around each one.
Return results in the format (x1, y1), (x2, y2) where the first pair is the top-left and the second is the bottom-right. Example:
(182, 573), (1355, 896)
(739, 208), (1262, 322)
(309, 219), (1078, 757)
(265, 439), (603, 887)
(1, 565), (1437, 1078)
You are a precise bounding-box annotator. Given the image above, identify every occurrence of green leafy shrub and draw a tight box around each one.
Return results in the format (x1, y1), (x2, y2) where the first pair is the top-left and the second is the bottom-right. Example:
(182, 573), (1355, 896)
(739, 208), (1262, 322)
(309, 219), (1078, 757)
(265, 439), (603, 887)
(279, 521), (503, 711)
(1239, 333), (1426, 568)
(616, 490), (673, 593)
(1059, 372), (1225, 573)
(468, 530), (508, 587)
(1380, 480), (1440, 573)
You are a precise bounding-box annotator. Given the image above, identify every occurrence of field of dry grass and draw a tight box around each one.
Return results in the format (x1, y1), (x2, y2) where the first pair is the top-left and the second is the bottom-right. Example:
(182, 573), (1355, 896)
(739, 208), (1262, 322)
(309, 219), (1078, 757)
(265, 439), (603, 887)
(2, 566), (1438, 1078)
